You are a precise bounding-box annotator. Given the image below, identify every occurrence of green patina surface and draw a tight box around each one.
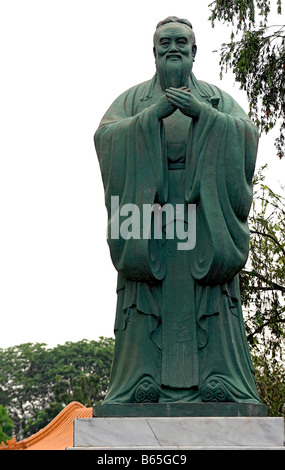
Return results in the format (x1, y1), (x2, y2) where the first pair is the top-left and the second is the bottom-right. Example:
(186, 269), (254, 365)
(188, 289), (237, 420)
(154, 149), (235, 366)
(94, 17), (262, 410)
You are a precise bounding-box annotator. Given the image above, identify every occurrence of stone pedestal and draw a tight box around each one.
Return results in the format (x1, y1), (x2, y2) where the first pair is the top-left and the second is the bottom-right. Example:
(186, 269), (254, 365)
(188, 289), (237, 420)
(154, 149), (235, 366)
(69, 413), (284, 450)
(93, 402), (267, 418)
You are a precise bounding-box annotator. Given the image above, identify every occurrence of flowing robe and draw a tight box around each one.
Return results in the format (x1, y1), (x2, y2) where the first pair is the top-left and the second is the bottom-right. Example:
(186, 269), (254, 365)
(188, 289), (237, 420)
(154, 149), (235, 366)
(94, 73), (261, 404)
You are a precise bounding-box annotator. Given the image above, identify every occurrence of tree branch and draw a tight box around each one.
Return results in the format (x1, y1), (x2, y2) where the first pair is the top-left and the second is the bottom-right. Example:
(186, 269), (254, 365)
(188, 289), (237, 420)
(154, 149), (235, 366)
(250, 229), (285, 257)
(241, 269), (285, 292)
(247, 319), (285, 343)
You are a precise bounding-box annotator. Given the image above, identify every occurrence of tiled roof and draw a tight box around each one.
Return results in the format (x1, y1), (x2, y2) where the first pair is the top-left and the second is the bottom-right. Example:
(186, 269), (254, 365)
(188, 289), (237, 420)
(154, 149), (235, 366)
(0, 401), (92, 450)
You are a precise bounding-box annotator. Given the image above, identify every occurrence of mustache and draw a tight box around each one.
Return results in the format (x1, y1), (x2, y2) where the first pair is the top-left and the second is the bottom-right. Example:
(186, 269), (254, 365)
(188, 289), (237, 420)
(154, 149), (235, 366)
(166, 53), (182, 59)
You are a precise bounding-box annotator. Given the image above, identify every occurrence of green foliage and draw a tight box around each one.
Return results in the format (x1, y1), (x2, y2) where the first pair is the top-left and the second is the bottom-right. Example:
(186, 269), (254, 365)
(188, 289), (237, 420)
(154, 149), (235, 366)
(253, 355), (285, 416)
(239, 167), (285, 415)
(241, 166), (285, 357)
(0, 405), (13, 443)
(209, 0), (285, 158)
(0, 337), (114, 440)
(22, 402), (63, 439)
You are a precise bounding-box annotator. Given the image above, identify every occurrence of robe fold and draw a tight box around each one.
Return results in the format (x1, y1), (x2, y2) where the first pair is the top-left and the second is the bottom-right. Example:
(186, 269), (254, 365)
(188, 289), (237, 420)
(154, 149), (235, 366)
(94, 72), (261, 404)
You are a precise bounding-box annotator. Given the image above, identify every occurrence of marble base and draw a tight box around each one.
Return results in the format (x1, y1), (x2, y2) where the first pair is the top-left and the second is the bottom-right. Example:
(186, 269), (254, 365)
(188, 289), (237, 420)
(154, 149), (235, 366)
(72, 417), (284, 449)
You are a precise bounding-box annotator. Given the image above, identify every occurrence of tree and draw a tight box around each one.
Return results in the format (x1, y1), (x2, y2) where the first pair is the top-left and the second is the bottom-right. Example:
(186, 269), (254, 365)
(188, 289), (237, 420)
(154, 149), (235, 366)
(51, 337), (114, 408)
(0, 405), (13, 444)
(239, 167), (285, 416)
(252, 354), (285, 416)
(241, 166), (285, 357)
(0, 342), (55, 439)
(209, 0), (285, 158)
(0, 337), (114, 440)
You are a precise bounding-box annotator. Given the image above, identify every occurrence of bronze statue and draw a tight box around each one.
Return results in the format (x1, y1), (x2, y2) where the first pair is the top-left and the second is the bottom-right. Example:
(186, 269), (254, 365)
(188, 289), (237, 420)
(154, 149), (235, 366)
(94, 17), (261, 405)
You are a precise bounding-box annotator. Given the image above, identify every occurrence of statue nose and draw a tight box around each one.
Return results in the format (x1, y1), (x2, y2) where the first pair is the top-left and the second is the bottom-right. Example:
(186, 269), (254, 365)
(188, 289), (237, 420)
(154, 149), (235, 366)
(169, 44), (179, 52)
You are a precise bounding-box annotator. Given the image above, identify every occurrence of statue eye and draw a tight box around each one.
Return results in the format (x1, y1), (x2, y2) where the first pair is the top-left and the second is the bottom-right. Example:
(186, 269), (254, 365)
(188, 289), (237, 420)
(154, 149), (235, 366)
(160, 40), (170, 47)
(177, 38), (187, 46)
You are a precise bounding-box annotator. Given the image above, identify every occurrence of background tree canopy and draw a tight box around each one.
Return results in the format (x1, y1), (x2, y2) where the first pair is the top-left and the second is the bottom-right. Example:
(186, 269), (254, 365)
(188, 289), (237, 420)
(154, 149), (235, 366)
(242, 167), (285, 358)
(0, 338), (114, 441)
(241, 169), (285, 417)
(209, 0), (284, 158)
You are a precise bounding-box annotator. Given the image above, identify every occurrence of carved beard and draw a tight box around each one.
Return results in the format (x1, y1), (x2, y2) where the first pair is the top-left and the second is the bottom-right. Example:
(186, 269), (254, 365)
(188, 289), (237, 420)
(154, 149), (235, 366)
(156, 56), (192, 91)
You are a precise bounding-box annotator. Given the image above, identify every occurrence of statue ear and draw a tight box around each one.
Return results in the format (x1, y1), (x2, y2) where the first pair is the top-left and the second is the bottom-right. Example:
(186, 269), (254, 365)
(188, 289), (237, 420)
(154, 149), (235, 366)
(192, 44), (197, 59)
(153, 46), (157, 60)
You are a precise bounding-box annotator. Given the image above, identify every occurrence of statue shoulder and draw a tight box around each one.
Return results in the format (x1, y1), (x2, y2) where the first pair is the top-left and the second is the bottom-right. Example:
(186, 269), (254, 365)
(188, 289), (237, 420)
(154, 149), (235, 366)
(100, 77), (155, 122)
(113, 77), (155, 106)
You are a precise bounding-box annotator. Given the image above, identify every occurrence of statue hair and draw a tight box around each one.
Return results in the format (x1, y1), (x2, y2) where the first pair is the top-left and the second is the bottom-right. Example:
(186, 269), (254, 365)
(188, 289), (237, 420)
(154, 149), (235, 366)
(156, 16), (193, 31)
(154, 16), (196, 46)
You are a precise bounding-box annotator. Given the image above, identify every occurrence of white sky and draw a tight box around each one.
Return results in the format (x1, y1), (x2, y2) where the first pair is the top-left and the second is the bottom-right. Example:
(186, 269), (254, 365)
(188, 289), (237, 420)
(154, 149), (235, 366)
(0, 0), (283, 349)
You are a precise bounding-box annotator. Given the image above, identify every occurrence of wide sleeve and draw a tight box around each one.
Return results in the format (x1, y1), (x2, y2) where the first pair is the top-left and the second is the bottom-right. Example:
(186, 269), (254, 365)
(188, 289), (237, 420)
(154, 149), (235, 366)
(185, 85), (258, 285)
(94, 84), (168, 282)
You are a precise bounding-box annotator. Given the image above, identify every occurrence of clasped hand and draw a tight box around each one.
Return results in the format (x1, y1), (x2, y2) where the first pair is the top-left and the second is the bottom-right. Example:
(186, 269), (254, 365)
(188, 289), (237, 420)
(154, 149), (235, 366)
(154, 87), (202, 120)
(166, 87), (202, 119)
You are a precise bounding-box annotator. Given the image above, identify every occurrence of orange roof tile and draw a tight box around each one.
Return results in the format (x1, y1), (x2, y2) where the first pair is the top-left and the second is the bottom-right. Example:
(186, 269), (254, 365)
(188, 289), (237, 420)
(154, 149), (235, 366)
(0, 401), (92, 450)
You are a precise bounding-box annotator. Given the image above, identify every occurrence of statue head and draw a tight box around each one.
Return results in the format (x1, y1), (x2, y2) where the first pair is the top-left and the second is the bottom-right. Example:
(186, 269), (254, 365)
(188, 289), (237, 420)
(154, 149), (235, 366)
(153, 16), (197, 90)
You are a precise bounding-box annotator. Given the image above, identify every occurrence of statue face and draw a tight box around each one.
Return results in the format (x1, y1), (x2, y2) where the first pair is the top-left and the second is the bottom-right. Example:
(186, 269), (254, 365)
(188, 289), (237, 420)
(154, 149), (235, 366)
(153, 23), (196, 90)
(153, 23), (195, 63)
